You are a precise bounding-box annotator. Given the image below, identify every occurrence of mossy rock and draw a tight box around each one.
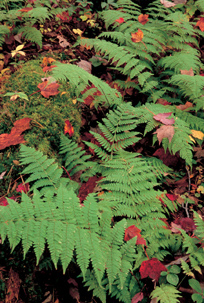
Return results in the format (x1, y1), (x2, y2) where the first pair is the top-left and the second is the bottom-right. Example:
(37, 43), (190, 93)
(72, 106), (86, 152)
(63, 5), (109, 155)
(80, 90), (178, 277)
(0, 59), (81, 193)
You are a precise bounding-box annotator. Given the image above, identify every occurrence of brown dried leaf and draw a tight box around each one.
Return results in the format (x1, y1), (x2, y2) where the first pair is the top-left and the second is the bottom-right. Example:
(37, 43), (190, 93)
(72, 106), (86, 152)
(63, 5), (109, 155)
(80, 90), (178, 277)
(176, 101), (193, 110)
(154, 125), (174, 144)
(57, 35), (71, 48)
(5, 268), (21, 303)
(77, 60), (92, 74)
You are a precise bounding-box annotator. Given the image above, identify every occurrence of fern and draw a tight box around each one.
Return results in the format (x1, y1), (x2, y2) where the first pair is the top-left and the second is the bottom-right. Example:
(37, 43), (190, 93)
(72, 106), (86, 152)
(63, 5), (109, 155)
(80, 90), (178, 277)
(18, 26), (42, 48)
(19, 144), (65, 194)
(150, 284), (181, 303)
(51, 62), (122, 107)
(0, 25), (10, 46)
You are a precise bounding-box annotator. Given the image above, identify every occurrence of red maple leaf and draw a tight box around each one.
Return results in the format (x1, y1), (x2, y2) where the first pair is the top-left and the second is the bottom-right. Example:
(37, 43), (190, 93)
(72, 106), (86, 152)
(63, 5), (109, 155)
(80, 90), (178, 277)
(138, 14), (149, 25)
(0, 118), (31, 150)
(18, 7), (33, 12)
(0, 195), (18, 206)
(124, 225), (146, 245)
(16, 183), (30, 193)
(153, 112), (175, 125)
(196, 17), (204, 32)
(37, 80), (60, 98)
(115, 17), (125, 24)
(64, 120), (74, 137)
(139, 258), (167, 281)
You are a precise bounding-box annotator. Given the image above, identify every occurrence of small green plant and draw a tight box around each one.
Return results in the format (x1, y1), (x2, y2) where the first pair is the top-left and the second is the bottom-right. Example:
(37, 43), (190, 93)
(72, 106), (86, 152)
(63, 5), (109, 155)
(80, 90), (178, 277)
(189, 279), (204, 303)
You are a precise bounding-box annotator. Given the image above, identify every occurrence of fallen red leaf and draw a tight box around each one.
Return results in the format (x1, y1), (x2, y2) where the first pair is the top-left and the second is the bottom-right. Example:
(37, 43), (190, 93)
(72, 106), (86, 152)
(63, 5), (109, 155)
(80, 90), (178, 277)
(124, 225), (146, 246)
(37, 81), (60, 98)
(18, 7), (33, 12)
(115, 17), (125, 23)
(0, 195), (18, 206)
(131, 292), (144, 303)
(180, 217), (196, 232)
(64, 120), (74, 137)
(0, 118), (31, 150)
(166, 193), (178, 201)
(131, 29), (144, 42)
(138, 14), (149, 25)
(139, 258), (167, 281)
(16, 183), (30, 193)
(196, 17), (204, 32)
(153, 112), (175, 125)
(56, 11), (72, 22)
(154, 125), (174, 144)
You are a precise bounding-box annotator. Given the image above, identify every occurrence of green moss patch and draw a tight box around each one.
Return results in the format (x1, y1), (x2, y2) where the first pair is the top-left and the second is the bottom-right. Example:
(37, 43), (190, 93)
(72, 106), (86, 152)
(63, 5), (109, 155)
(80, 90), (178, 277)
(0, 59), (81, 193)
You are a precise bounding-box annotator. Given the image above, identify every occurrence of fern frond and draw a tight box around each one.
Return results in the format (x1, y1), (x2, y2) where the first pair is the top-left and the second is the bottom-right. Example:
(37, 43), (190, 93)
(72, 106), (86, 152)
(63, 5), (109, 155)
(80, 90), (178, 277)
(51, 62), (122, 107)
(150, 284), (181, 303)
(18, 26), (42, 48)
(19, 144), (64, 194)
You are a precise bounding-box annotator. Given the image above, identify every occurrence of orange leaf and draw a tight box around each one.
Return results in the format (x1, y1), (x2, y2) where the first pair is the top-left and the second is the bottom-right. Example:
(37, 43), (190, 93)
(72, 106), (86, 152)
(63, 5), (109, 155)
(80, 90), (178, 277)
(0, 118), (31, 150)
(37, 81), (60, 98)
(196, 17), (204, 32)
(131, 29), (143, 43)
(42, 57), (56, 67)
(64, 120), (74, 136)
(138, 14), (149, 25)
(18, 7), (33, 12)
(176, 101), (193, 110)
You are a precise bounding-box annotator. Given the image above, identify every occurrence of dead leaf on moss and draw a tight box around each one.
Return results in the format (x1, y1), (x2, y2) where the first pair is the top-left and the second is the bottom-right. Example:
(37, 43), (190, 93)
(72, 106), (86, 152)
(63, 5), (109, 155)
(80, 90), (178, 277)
(0, 118), (31, 150)
(154, 125), (174, 144)
(42, 57), (56, 67)
(37, 80), (60, 98)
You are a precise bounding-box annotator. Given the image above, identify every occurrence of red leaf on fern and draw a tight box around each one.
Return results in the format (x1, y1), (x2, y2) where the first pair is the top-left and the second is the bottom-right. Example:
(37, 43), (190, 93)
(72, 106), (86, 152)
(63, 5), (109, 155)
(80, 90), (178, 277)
(138, 14), (149, 25)
(196, 17), (204, 32)
(115, 17), (125, 23)
(166, 193), (178, 201)
(131, 292), (144, 303)
(19, 7), (33, 12)
(153, 112), (175, 125)
(140, 258), (167, 281)
(124, 225), (146, 245)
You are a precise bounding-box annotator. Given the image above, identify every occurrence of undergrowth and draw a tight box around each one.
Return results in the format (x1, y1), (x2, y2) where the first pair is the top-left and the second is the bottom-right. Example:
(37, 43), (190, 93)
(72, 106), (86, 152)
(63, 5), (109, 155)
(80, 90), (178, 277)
(0, 0), (204, 302)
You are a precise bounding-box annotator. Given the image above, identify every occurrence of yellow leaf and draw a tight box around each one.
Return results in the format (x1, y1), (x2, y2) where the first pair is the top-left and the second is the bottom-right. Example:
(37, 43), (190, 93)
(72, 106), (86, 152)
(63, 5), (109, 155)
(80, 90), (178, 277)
(191, 129), (204, 140)
(16, 44), (25, 51)
(72, 98), (77, 104)
(189, 135), (196, 143)
(73, 28), (83, 36)
(87, 19), (96, 27)
(61, 92), (67, 96)
(80, 15), (88, 21)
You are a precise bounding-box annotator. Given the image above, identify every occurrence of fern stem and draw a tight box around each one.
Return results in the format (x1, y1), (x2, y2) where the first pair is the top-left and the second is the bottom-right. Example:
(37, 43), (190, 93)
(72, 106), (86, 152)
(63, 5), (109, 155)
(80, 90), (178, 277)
(62, 166), (72, 180)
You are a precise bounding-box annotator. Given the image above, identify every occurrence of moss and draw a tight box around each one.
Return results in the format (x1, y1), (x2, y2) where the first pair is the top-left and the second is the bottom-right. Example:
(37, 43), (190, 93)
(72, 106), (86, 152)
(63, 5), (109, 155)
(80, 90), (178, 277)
(0, 59), (81, 193)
